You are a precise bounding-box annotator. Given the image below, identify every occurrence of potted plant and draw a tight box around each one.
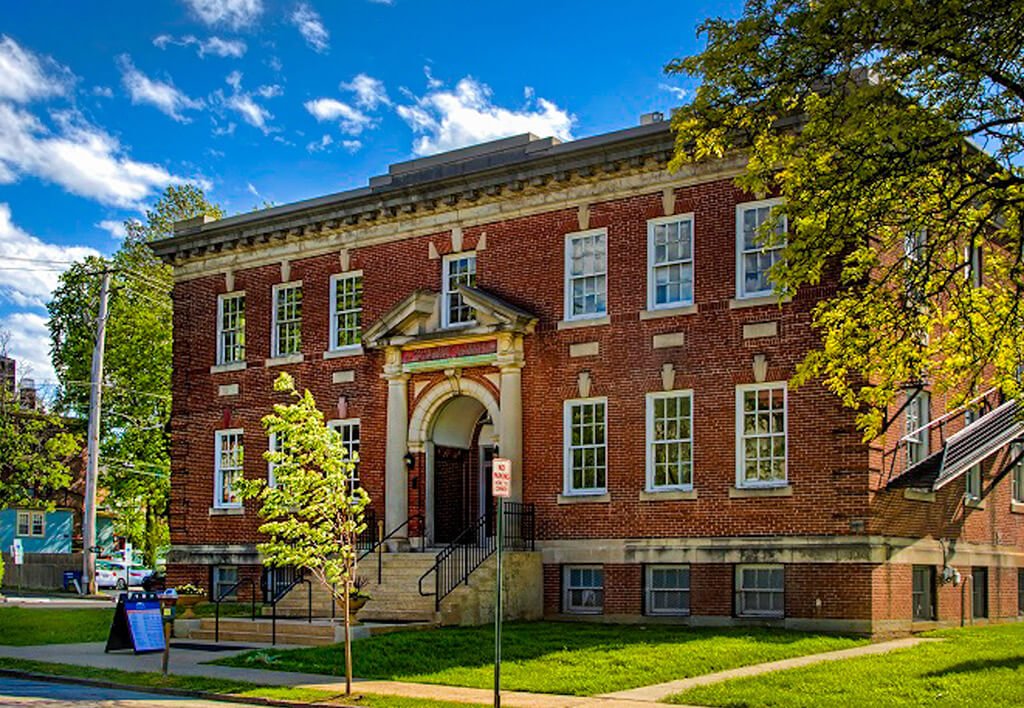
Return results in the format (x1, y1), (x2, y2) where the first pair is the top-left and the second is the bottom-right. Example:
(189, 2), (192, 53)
(175, 583), (206, 618)
(348, 575), (371, 616)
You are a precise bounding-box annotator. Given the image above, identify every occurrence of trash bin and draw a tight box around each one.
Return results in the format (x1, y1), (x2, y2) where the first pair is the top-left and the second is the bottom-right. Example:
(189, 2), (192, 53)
(63, 570), (83, 592)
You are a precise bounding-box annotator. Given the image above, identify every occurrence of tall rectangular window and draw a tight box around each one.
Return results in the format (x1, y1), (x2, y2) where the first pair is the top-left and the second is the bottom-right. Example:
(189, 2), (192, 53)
(272, 283), (302, 358)
(563, 565), (603, 614)
(737, 200), (785, 298)
(214, 429), (244, 509)
(16, 511), (29, 536)
(965, 464), (982, 501)
(912, 565), (936, 621)
(648, 215), (694, 309)
(972, 567), (988, 618)
(646, 391), (694, 491)
(646, 565), (690, 616)
(905, 390), (930, 466)
(1018, 569), (1023, 616)
(1011, 443), (1024, 504)
(216, 293), (246, 365)
(31, 512), (44, 537)
(329, 273), (362, 350)
(329, 419), (361, 493)
(565, 229), (607, 320)
(736, 564), (784, 618)
(736, 383), (787, 488)
(442, 253), (476, 327)
(564, 399), (607, 495)
(267, 432), (281, 488)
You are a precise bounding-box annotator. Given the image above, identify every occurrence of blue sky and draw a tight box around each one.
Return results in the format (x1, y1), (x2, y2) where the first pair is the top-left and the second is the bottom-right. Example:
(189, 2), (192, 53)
(0, 0), (740, 388)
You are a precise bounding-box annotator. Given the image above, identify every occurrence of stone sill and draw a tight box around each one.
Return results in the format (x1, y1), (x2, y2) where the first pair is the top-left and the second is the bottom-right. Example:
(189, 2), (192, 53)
(557, 315), (611, 331)
(210, 362), (247, 374)
(729, 485), (793, 498)
(639, 304), (697, 320)
(729, 294), (791, 310)
(557, 492), (611, 505)
(265, 353), (304, 367)
(964, 497), (986, 510)
(1011, 501), (1024, 514)
(639, 488), (697, 501)
(323, 346), (364, 360)
(903, 488), (936, 503)
(209, 506), (244, 516)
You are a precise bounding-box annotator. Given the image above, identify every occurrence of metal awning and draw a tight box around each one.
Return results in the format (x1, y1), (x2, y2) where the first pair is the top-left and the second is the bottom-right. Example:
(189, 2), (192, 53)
(933, 398), (1023, 489)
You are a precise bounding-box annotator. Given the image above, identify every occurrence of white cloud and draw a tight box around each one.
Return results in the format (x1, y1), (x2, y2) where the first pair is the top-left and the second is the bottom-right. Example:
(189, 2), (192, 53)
(118, 55), (204, 123)
(0, 203), (99, 309)
(92, 85), (114, 98)
(304, 98), (372, 135)
(368, 0), (394, 5)
(341, 73), (388, 110)
(306, 133), (332, 152)
(291, 2), (329, 53)
(215, 71), (275, 134)
(397, 77), (575, 156)
(659, 83), (688, 101)
(154, 34), (247, 59)
(0, 310), (57, 385)
(341, 139), (362, 153)
(256, 84), (283, 99)
(0, 34), (73, 103)
(0, 103), (199, 208)
(182, 0), (263, 29)
(97, 219), (130, 240)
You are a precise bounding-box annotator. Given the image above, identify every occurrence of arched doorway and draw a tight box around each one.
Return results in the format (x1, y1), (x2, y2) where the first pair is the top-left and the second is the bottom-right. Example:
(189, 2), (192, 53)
(426, 395), (497, 545)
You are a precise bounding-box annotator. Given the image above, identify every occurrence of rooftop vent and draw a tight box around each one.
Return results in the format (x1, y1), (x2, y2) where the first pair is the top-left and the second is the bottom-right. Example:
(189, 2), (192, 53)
(640, 111), (665, 126)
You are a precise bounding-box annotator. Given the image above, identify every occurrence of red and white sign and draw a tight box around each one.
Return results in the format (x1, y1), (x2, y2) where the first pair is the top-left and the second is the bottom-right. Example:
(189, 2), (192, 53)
(492, 458), (512, 498)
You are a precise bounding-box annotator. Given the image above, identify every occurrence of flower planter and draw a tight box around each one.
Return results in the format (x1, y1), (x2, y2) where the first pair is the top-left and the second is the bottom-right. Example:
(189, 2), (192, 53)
(176, 594), (205, 618)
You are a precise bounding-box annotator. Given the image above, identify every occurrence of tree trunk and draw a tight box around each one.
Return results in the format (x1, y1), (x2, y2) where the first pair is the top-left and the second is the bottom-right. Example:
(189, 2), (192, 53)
(344, 575), (353, 695)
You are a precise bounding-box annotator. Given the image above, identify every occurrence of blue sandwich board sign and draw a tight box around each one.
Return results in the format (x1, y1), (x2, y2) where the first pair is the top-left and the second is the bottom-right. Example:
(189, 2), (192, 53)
(105, 592), (166, 654)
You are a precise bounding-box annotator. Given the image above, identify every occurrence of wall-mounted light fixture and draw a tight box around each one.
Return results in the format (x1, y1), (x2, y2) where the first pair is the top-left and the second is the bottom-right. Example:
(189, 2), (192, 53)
(404, 452), (416, 469)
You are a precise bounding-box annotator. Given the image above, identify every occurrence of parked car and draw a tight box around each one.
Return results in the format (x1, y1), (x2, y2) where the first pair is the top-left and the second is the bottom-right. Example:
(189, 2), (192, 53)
(95, 559), (153, 589)
(141, 571), (166, 592)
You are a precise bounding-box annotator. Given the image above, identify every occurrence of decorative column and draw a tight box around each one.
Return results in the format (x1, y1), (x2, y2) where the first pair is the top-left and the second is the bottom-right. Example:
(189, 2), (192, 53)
(382, 347), (410, 544)
(496, 334), (526, 503)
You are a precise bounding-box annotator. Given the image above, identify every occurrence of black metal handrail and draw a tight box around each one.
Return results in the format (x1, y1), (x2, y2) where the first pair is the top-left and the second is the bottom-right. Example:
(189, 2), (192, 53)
(262, 566), (311, 645)
(358, 514), (425, 584)
(418, 502), (534, 611)
(213, 578), (257, 642)
(355, 508), (378, 553)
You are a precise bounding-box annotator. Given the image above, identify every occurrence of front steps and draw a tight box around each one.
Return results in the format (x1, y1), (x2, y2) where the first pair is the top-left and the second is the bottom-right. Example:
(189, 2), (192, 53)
(356, 552), (441, 623)
(176, 616), (435, 646)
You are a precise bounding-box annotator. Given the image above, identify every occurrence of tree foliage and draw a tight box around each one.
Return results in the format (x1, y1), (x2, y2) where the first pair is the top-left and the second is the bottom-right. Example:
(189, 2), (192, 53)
(667, 0), (1024, 437)
(47, 185), (223, 564)
(237, 373), (369, 695)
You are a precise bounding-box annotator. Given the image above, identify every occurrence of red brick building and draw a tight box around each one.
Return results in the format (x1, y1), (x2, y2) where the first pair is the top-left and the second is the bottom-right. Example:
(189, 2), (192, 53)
(152, 120), (1024, 634)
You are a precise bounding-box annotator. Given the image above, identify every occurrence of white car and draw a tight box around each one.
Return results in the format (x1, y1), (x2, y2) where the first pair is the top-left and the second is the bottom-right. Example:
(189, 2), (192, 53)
(95, 560), (152, 589)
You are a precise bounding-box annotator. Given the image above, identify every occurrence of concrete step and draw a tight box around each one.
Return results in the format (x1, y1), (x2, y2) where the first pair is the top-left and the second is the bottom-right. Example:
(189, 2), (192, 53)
(357, 607), (437, 623)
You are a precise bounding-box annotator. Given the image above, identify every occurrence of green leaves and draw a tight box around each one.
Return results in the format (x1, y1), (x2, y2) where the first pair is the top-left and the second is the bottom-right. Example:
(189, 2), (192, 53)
(0, 404), (79, 511)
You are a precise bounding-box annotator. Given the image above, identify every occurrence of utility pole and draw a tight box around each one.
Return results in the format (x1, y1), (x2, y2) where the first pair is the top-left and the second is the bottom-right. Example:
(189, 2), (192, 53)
(82, 270), (112, 596)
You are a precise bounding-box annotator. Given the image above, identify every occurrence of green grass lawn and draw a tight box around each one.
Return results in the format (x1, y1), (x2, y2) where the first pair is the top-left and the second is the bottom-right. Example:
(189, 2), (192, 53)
(670, 623), (1024, 707)
(0, 658), (480, 707)
(217, 621), (867, 696)
(190, 601), (259, 618)
(0, 607), (113, 645)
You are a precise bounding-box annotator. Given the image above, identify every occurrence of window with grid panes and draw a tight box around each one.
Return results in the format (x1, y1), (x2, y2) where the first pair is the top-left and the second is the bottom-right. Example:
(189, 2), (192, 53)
(267, 432), (281, 488)
(649, 216), (694, 308)
(912, 565), (936, 621)
(736, 565), (784, 618)
(212, 566), (238, 600)
(217, 293), (245, 365)
(563, 566), (603, 614)
(328, 419), (361, 493)
(566, 230), (607, 319)
(330, 274), (362, 349)
(565, 399), (607, 494)
(905, 390), (930, 467)
(737, 384), (787, 487)
(647, 392), (693, 490)
(737, 201), (785, 298)
(272, 284), (302, 357)
(442, 254), (476, 327)
(646, 565), (690, 615)
(1011, 443), (1024, 503)
(965, 464), (982, 501)
(215, 429), (243, 508)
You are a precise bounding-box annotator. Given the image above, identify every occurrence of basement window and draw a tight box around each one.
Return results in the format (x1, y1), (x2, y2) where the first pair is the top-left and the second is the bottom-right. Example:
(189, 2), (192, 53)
(972, 567), (988, 619)
(563, 565), (603, 614)
(645, 565), (690, 616)
(735, 564), (784, 618)
(912, 565), (936, 621)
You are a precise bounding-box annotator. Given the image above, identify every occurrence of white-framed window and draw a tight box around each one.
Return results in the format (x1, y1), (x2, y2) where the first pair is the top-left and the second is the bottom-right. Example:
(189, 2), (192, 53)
(328, 418), (361, 493)
(216, 293), (246, 365)
(736, 199), (786, 299)
(645, 565), (690, 616)
(214, 429), (244, 509)
(16, 510), (44, 537)
(646, 391), (694, 491)
(565, 229), (607, 320)
(329, 273), (362, 350)
(965, 242), (983, 287)
(965, 464), (982, 501)
(272, 282), (302, 358)
(267, 432), (282, 488)
(442, 253), (477, 328)
(1011, 443), (1024, 504)
(905, 390), (930, 467)
(563, 565), (603, 614)
(736, 564), (784, 618)
(647, 214), (694, 309)
(212, 565), (238, 600)
(736, 383), (787, 488)
(912, 565), (936, 621)
(564, 398), (607, 495)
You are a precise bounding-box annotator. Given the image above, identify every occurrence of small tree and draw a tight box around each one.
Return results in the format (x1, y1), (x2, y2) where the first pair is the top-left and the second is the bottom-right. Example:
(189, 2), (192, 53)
(237, 373), (369, 695)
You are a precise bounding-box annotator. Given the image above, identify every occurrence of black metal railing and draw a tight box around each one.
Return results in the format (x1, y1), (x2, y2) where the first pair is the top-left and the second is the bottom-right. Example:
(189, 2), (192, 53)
(213, 578), (257, 642)
(356, 508), (378, 554)
(261, 565), (311, 645)
(358, 514), (425, 584)
(418, 502), (534, 611)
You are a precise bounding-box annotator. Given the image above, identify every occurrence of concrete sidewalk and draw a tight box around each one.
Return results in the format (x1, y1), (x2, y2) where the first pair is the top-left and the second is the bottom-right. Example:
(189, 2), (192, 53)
(0, 642), (666, 708)
(598, 636), (941, 702)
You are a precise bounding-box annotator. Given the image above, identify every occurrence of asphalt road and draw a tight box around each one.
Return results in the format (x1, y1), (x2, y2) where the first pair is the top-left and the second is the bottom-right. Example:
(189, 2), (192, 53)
(0, 676), (266, 707)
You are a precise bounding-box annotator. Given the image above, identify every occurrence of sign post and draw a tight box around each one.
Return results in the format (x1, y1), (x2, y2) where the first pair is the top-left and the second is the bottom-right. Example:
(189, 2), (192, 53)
(12, 539), (23, 592)
(491, 457), (512, 708)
